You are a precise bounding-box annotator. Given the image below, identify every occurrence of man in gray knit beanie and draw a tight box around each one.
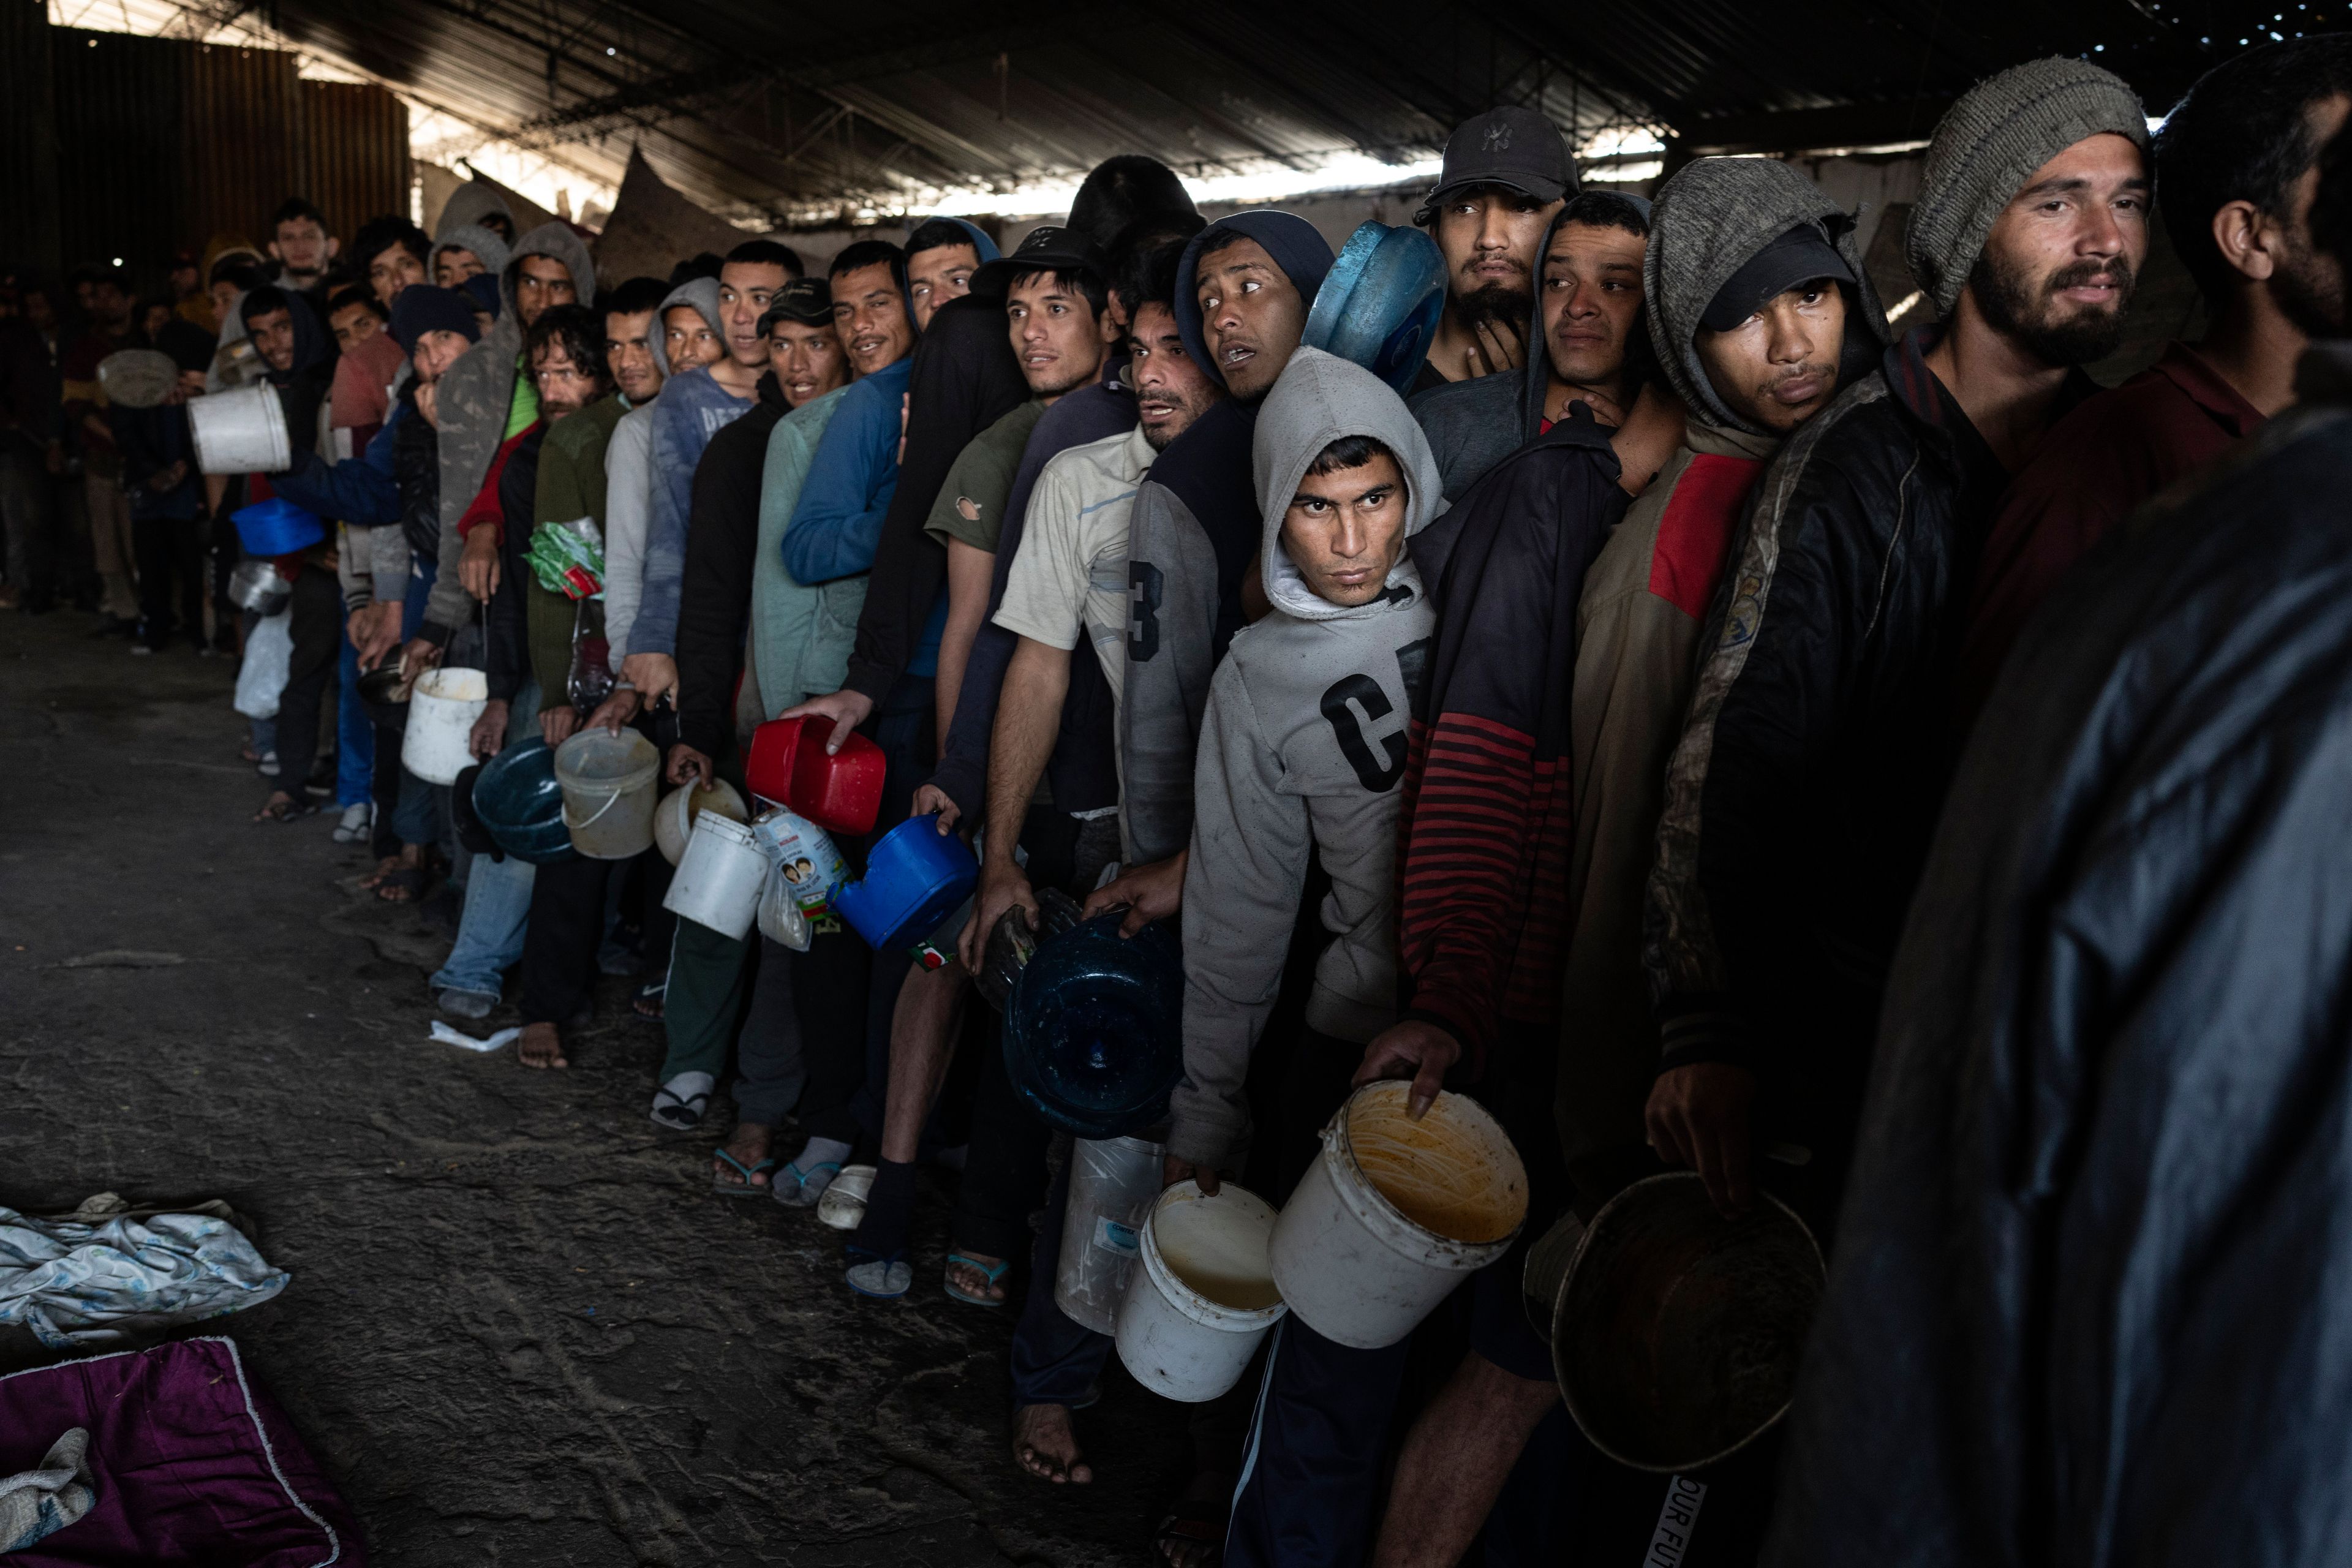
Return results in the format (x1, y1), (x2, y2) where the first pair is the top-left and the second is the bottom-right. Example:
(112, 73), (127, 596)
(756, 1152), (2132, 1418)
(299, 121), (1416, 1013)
(1642, 57), (2148, 1297)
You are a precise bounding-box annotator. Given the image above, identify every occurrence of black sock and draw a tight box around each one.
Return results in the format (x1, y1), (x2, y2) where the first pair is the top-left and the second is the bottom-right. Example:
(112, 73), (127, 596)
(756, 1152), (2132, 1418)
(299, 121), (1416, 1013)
(850, 1158), (919, 1256)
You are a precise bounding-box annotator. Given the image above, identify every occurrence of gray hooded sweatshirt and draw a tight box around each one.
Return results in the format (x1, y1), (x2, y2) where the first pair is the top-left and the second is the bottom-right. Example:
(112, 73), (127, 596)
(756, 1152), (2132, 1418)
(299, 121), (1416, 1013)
(428, 223), (511, 290)
(603, 278), (723, 658)
(1169, 349), (1446, 1169)
(422, 221), (597, 638)
(1555, 158), (1887, 1199)
(434, 182), (515, 243)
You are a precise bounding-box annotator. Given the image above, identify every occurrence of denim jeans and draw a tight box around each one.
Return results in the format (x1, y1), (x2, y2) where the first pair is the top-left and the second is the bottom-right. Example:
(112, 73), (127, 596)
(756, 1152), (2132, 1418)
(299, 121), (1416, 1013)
(336, 637), (374, 809)
(428, 678), (541, 998)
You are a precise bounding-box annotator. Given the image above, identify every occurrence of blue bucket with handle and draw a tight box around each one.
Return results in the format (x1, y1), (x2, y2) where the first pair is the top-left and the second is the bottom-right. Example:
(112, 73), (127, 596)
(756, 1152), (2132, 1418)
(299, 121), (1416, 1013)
(232, 497), (325, 559)
(1304, 222), (1447, 398)
(833, 815), (978, 952)
(1004, 913), (1185, 1138)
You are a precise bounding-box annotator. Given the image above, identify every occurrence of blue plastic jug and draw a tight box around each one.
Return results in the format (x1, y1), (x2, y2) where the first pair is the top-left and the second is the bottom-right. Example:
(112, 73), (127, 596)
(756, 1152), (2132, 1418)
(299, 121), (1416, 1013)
(1304, 222), (1447, 398)
(470, 737), (577, 865)
(833, 815), (978, 952)
(230, 497), (325, 559)
(1005, 913), (1185, 1138)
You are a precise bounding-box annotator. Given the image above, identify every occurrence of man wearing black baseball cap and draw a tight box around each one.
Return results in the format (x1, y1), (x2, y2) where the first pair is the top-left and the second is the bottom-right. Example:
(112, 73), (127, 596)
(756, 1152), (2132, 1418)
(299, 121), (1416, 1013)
(1412, 105), (1577, 394)
(759, 276), (848, 410)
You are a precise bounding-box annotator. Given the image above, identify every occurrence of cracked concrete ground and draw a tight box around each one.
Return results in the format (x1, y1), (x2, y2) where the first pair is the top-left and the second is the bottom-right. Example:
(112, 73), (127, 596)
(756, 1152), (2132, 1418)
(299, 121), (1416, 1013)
(0, 611), (1189, 1565)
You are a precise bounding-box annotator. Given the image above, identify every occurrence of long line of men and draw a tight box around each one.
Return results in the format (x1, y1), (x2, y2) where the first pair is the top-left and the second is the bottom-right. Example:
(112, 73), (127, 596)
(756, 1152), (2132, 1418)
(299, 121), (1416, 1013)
(15, 30), (2348, 1564)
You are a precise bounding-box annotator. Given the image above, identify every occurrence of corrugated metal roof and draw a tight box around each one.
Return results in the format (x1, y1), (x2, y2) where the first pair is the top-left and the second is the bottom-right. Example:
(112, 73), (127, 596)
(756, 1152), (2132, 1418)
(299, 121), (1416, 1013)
(254, 0), (2307, 225)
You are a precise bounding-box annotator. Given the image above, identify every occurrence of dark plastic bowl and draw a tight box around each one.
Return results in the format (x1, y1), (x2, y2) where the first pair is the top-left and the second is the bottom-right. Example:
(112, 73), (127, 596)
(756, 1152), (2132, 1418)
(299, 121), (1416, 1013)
(470, 736), (578, 865)
(1004, 913), (1183, 1138)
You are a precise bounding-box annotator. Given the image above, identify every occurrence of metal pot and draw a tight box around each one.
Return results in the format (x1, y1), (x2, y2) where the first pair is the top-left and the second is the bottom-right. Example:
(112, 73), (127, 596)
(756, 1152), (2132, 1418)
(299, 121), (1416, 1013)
(1552, 1172), (1825, 1473)
(356, 650), (414, 707)
(227, 558), (292, 616)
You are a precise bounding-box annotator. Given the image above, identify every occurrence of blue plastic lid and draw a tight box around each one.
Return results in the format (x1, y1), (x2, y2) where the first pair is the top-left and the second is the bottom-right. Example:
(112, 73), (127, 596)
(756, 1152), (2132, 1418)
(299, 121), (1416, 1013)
(1303, 222), (1447, 398)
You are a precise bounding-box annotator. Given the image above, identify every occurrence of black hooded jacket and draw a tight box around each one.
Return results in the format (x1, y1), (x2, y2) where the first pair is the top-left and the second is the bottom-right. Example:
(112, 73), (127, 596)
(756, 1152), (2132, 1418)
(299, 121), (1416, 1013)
(1765, 352), (2352, 1568)
(242, 290), (335, 466)
(1642, 326), (2095, 1178)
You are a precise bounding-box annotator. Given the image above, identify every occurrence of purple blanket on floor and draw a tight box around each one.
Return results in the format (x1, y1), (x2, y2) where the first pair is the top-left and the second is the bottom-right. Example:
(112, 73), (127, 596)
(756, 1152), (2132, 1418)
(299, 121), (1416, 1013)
(0, 1336), (363, 1566)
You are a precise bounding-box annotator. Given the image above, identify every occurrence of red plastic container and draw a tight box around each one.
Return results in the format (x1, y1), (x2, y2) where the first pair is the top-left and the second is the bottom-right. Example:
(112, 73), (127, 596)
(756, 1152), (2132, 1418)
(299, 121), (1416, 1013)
(744, 715), (885, 836)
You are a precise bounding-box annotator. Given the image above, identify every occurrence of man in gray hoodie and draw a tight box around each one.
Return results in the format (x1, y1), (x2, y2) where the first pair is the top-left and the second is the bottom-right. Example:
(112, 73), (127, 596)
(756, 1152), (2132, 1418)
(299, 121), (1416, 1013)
(1174, 347), (1445, 1568)
(409, 221), (596, 657)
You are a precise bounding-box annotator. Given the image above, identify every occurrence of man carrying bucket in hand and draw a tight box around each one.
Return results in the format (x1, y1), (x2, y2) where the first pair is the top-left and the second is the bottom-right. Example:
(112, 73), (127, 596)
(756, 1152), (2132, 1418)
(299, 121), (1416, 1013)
(1164, 347), (1441, 1567)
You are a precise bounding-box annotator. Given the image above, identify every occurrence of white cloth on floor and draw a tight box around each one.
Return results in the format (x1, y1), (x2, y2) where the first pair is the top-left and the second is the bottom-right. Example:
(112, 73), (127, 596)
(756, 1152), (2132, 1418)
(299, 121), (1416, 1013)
(0, 1207), (289, 1349)
(0, 1428), (94, 1553)
(429, 1022), (521, 1053)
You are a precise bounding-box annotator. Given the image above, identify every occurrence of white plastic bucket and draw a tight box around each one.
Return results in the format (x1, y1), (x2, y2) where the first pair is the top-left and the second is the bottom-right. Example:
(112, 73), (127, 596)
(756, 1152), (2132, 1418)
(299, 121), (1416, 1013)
(189, 382), (291, 475)
(399, 668), (489, 786)
(663, 812), (768, 938)
(553, 729), (660, 859)
(1056, 1135), (1167, 1335)
(654, 778), (748, 867)
(1268, 1081), (1528, 1349)
(1114, 1180), (1286, 1402)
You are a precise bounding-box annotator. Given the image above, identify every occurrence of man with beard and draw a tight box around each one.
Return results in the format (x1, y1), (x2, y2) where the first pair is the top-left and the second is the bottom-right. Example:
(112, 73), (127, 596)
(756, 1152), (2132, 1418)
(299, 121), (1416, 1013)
(1360, 156), (1885, 1567)
(451, 304), (620, 1070)
(1763, 123), (2352, 1568)
(1409, 106), (1574, 394)
(1959, 35), (2352, 720)
(1642, 59), (2149, 1223)
(266, 198), (341, 319)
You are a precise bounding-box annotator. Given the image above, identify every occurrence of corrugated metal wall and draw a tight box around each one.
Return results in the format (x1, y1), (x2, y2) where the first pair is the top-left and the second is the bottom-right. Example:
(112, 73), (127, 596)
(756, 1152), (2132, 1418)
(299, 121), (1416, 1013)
(183, 42), (303, 255)
(28, 15), (407, 289)
(0, 0), (60, 272)
(300, 80), (410, 243)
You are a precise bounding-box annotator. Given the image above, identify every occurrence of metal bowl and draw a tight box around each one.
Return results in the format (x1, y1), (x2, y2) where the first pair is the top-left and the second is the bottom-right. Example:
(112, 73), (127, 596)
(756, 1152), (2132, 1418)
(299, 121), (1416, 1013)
(1553, 1172), (1825, 1473)
(227, 558), (292, 615)
(356, 652), (413, 707)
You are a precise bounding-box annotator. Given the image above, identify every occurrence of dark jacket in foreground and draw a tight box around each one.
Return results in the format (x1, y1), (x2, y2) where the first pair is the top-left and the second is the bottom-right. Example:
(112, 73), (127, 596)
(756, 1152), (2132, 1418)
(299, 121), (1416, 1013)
(1766, 353), (2352, 1568)
(676, 374), (789, 760)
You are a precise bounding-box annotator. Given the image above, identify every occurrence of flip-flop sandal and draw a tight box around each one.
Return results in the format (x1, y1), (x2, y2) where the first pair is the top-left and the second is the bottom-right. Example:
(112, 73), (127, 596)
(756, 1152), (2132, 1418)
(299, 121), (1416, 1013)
(816, 1164), (878, 1230)
(253, 797), (316, 823)
(770, 1159), (841, 1210)
(630, 977), (667, 1022)
(1153, 1496), (1228, 1568)
(649, 1083), (710, 1132)
(844, 1245), (913, 1298)
(944, 1251), (1011, 1308)
(710, 1147), (776, 1197)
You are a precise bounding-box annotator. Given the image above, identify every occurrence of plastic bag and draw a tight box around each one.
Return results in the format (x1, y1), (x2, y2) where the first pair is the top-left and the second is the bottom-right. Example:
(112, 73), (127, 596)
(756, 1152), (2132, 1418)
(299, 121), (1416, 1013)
(527, 516), (605, 598)
(756, 859), (813, 951)
(232, 609), (292, 720)
(748, 806), (848, 910)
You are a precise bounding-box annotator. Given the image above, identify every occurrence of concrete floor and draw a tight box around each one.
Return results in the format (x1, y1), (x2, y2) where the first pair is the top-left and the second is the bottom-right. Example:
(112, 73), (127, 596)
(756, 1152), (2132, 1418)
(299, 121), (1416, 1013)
(0, 609), (1188, 1566)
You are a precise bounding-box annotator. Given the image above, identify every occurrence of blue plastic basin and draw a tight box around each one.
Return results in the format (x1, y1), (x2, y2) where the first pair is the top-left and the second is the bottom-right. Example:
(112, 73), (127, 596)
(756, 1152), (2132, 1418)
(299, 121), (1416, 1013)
(1005, 913), (1184, 1138)
(231, 497), (325, 559)
(470, 736), (578, 865)
(834, 815), (978, 952)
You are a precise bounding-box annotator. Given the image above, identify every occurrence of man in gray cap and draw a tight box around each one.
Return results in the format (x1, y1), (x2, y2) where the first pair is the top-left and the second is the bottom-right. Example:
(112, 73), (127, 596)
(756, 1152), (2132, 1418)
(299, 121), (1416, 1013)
(1411, 105), (1575, 394)
(1642, 58), (2149, 1223)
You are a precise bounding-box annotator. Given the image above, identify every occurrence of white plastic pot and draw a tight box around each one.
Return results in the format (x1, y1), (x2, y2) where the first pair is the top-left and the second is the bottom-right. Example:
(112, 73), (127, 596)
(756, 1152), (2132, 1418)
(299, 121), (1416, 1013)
(1055, 1135), (1166, 1335)
(663, 812), (767, 939)
(189, 382), (291, 475)
(1267, 1081), (1528, 1349)
(399, 668), (489, 786)
(654, 778), (748, 867)
(1114, 1181), (1286, 1403)
(553, 729), (661, 859)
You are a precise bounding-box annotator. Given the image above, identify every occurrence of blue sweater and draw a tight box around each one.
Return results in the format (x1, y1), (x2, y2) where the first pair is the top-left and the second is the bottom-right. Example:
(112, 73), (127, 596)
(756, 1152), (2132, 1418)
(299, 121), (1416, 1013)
(268, 404), (404, 526)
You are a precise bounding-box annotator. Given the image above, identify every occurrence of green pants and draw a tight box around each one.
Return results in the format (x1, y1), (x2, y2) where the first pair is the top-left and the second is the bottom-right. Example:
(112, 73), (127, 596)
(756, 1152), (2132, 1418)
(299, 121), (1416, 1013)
(656, 731), (757, 1083)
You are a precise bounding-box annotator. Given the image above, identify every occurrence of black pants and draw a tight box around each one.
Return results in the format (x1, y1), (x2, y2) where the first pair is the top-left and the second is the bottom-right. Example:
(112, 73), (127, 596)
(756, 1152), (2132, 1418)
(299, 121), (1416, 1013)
(132, 513), (206, 647)
(273, 565), (343, 799)
(0, 439), (59, 604)
(520, 853), (614, 1027)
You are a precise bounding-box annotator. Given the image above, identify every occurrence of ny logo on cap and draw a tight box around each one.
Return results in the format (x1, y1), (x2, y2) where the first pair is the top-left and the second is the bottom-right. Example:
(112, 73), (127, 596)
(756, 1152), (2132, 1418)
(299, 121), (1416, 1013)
(1483, 123), (1512, 153)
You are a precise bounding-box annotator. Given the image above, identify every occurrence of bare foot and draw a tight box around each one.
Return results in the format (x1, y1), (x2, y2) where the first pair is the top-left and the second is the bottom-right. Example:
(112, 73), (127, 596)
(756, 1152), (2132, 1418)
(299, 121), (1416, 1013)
(946, 1250), (1008, 1305)
(360, 853), (401, 889)
(519, 1022), (569, 1069)
(712, 1121), (775, 1191)
(1012, 1403), (1091, 1484)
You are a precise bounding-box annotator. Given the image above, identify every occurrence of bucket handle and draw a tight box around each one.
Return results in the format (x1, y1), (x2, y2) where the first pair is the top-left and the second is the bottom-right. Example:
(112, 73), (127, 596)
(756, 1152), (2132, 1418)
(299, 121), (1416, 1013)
(562, 790), (624, 831)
